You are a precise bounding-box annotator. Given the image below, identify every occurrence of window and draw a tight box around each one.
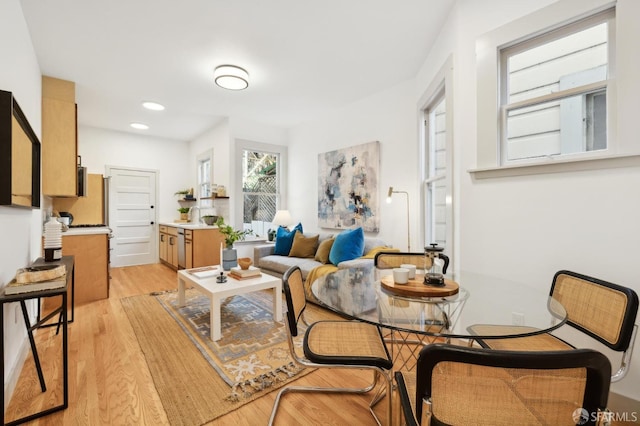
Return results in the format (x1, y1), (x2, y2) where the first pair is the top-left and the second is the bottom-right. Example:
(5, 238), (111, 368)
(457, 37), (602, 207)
(241, 149), (279, 237)
(196, 150), (213, 199)
(424, 94), (447, 247)
(420, 56), (453, 259)
(500, 10), (614, 164)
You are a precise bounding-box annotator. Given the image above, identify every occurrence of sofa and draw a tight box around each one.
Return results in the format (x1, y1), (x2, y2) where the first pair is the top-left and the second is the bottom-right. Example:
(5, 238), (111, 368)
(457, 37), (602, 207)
(254, 231), (392, 303)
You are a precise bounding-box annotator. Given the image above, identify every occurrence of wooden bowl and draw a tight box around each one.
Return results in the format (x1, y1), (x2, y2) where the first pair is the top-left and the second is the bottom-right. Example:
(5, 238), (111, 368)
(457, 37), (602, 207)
(238, 257), (252, 270)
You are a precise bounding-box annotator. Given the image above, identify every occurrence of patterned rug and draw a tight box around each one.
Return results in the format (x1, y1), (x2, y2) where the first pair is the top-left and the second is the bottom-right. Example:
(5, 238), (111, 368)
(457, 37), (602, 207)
(155, 288), (304, 400)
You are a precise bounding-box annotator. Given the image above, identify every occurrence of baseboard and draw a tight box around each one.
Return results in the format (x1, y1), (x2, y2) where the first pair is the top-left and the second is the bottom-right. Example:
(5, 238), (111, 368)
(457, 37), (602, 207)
(3, 337), (30, 412)
(609, 392), (640, 424)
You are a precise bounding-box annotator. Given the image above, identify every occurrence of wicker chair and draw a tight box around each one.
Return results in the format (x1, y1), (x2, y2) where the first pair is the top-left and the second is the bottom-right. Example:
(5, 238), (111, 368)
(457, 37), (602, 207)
(268, 266), (393, 426)
(374, 251), (432, 271)
(467, 270), (638, 382)
(395, 343), (612, 426)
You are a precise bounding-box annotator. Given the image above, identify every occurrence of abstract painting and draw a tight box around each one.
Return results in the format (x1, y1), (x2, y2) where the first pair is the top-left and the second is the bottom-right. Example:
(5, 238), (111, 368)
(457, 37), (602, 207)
(318, 141), (380, 232)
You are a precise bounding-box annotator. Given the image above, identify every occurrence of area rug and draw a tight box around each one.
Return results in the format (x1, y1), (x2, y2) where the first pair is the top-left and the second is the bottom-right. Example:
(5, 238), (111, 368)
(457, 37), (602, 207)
(121, 289), (313, 426)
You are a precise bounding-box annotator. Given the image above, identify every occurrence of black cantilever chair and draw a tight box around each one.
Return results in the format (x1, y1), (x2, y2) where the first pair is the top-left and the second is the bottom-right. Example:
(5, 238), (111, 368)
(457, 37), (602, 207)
(468, 270), (638, 382)
(395, 343), (612, 426)
(268, 266), (393, 426)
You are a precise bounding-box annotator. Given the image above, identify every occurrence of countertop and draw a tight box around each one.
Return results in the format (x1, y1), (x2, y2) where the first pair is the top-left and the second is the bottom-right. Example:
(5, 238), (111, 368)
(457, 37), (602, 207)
(62, 226), (111, 236)
(159, 222), (219, 230)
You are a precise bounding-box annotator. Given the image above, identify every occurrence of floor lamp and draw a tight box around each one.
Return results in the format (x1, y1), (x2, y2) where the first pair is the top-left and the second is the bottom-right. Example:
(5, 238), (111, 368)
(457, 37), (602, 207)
(386, 187), (410, 252)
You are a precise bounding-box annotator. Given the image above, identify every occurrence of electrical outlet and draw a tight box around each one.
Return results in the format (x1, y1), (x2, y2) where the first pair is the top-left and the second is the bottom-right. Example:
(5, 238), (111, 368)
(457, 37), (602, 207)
(512, 312), (525, 326)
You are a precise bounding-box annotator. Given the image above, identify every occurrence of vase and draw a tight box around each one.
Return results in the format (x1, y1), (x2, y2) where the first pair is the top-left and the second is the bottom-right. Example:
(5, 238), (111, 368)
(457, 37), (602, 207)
(222, 247), (237, 271)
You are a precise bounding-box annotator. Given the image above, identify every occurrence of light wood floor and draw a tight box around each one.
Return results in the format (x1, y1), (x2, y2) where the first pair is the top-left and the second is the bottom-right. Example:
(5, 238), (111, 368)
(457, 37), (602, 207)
(5, 264), (386, 425)
(5, 264), (635, 425)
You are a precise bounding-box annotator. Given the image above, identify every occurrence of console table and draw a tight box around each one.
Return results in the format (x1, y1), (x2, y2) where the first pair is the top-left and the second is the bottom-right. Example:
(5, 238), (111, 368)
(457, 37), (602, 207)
(0, 256), (73, 425)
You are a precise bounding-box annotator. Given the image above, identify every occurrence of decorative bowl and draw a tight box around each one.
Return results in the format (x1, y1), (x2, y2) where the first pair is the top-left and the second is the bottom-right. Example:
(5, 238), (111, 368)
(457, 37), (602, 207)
(238, 257), (252, 270)
(201, 215), (219, 226)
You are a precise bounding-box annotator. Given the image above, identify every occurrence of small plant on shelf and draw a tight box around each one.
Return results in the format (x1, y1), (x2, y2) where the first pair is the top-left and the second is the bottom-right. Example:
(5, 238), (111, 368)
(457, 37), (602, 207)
(177, 207), (190, 220)
(215, 217), (253, 248)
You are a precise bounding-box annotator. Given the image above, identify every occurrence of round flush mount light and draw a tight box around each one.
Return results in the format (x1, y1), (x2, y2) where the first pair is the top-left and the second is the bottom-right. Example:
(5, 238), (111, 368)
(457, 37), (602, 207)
(214, 65), (249, 90)
(130, 122), (149, 130)
(142, 101), (165, 111)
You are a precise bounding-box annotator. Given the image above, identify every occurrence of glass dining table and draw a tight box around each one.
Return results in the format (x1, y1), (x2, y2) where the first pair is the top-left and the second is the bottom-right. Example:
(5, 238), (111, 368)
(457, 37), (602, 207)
(311, 264), (567, 370)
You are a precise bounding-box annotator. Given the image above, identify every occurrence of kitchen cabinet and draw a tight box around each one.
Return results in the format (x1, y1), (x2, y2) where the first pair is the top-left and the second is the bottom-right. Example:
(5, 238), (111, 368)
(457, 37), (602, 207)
(159, 225), (178, 269)
(42, 76), (78, 197)
(42, 233), (109, 312)
(186, 228), (225, 268)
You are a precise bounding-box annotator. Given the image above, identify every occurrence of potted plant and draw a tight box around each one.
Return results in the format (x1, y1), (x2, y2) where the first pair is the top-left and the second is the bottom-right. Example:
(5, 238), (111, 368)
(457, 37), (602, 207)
(177, 207), (190, 221)
(215, 217), (253, 270)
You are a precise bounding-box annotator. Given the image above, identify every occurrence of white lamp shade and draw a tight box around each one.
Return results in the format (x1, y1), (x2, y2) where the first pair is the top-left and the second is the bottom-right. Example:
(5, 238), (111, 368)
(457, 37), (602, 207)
(272, 210), (293, 227)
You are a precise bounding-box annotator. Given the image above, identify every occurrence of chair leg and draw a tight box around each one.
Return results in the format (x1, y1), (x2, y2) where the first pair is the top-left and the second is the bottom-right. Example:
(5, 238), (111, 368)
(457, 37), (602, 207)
(269, 368), (392, 426)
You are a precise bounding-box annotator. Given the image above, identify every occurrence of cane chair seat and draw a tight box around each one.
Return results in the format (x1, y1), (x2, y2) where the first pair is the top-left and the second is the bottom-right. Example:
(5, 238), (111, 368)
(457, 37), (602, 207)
(468, 270), (638, 382)
(395, 344), (611, 426)
(269, 266), (393, 426)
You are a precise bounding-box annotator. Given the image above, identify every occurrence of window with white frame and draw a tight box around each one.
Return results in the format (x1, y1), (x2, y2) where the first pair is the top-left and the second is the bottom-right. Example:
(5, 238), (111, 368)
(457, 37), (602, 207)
(500, 8), (614, 164)
(420, 56), (453, 258)
(197, 150), (213, 199)
(424, 93), (447, 247)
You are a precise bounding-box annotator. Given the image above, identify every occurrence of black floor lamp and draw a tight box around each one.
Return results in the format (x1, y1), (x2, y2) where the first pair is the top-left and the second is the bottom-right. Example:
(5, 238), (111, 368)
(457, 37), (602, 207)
(386, 186), (410, 252)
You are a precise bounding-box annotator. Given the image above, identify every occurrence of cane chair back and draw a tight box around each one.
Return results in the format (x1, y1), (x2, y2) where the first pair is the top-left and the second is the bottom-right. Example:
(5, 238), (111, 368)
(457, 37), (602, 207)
(374, 252), (432, 271)
(468, 270), (638, 382)
(395, 344), (611, 426)
(269, 266), (393, 426)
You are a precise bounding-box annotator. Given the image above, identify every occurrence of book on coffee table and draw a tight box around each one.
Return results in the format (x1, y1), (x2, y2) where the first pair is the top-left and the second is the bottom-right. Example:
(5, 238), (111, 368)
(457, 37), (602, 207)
(229, 266), (261, 280)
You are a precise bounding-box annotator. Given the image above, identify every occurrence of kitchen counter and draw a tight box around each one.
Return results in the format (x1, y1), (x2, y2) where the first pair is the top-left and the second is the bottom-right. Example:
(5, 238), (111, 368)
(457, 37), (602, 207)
(158, 222), (219, 230)
(62, 226), (111, 236)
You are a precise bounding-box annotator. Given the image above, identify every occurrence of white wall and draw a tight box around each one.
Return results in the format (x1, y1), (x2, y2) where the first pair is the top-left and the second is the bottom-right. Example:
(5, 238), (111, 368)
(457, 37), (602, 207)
(78, 126), (190, 223)
(289, 79), (418, 249)
(0, 0), (45, 405)
(422, 0), (640, 400)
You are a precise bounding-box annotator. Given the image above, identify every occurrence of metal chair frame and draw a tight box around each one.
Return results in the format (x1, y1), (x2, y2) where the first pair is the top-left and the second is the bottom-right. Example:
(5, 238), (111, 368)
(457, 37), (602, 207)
(471, 270), (638, 382)
(268, 266), (393, 426)
(395, 343), (612, 426)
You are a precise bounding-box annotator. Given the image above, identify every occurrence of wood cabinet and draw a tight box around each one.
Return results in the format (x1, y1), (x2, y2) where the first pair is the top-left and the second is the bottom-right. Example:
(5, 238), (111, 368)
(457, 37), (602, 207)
(159, 225), (179, 269)
(189, 228), (224, 268)
(42, 76), (78, 197)
(159, 226), (224, 269)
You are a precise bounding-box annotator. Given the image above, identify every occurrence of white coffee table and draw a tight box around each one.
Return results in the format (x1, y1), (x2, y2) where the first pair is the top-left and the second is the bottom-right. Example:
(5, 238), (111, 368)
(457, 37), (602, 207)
(177, 267), (282, 341)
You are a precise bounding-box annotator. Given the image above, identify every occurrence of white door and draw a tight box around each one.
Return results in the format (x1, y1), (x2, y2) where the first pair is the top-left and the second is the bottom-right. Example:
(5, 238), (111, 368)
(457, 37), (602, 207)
(106, 166), (157, 267)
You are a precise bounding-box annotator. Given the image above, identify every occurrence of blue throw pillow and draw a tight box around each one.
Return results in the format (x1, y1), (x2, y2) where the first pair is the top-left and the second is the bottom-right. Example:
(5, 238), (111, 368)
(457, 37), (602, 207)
(273, 223), (303, 255)
(329, 227), (365, 265)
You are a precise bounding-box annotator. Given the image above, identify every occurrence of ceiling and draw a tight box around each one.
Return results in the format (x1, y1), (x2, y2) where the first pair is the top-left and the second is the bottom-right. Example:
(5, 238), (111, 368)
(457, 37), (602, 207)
(20, 0), (455, 141)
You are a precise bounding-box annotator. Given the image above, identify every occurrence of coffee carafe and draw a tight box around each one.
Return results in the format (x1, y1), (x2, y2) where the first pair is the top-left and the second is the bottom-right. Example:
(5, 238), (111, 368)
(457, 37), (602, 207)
(424, 243), (449, 286)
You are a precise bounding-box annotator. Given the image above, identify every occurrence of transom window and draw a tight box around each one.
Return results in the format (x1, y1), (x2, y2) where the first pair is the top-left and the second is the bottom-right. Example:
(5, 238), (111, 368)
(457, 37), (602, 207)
(500, 9), (614, 164)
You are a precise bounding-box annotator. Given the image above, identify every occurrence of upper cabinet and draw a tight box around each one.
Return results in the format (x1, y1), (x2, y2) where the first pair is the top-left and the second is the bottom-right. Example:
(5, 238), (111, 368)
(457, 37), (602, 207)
(42, 76), (78, 197)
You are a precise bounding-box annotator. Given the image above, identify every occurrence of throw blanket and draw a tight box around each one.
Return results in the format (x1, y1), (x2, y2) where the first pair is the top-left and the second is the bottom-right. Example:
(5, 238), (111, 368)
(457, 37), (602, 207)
(304, 246), (398, 304)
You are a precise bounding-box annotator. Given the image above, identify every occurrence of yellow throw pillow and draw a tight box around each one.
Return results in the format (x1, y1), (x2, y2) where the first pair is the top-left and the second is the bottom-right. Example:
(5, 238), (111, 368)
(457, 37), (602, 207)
(289, 233), (319, 258)
(314, 236), (335, 264)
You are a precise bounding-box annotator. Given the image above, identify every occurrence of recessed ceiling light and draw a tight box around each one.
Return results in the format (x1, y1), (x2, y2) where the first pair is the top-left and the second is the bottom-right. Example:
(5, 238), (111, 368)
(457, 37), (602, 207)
(142, 101), (165, 111)
(130, 122), (149, 130)
(214, 65), (249, 90)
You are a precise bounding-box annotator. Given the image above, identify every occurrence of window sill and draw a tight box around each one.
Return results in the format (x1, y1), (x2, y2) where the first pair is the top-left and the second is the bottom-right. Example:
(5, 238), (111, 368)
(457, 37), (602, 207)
(468, 153), (640, 179)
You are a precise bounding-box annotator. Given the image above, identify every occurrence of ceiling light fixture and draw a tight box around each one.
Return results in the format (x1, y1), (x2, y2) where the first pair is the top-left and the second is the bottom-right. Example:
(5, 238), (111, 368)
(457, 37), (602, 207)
(214, 65), (249, 90)
(130, 122), (149, 130)
(142, 101), (165, 111)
